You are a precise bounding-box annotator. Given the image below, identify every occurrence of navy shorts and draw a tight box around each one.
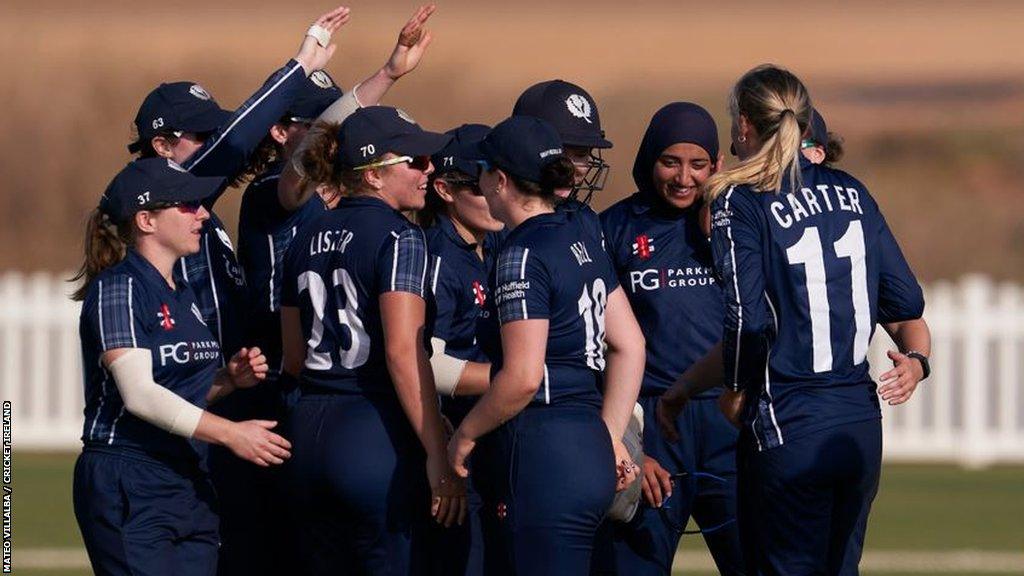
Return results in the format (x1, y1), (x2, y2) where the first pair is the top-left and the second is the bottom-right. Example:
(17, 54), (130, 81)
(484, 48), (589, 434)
(597, 394), (743, 576)
(283, 392), (430, 576)
(738, 417), (882, 576)
(73, 447), (220, 576)
(476, 404), (616, 576)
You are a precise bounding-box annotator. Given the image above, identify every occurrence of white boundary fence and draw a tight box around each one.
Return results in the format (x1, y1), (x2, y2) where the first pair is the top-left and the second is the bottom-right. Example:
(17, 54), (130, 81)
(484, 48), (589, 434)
(1, 272), (1022, 467)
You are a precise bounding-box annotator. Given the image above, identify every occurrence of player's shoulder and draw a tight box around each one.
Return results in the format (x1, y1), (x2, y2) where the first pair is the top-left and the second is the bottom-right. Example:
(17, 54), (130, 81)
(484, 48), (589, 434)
(83, 260), (153, 309)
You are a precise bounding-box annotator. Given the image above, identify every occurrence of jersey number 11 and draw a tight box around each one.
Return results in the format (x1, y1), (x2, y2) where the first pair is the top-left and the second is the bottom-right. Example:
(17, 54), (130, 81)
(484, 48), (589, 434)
(785, 220), (870, 373)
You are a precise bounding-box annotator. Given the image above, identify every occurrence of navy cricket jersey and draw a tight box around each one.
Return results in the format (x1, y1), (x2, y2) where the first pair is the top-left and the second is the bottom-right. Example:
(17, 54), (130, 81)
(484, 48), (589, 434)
(491, 209), (620, 408)
(178, 59), (309, 358)
(237, 161), (327, 379)
(424, 215), (501, 423)
(281, 196), (429, 395)
(79, 250), (221, 461)
(710, 157), (924, 449)
(557, 197), (605, 249)
(601, 193), (723, 398)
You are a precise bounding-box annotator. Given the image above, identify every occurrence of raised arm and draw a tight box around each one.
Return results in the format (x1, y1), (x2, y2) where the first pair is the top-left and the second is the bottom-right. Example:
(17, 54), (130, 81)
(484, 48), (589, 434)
(278, 5), (438, 211)
(184, 6), (350, 202)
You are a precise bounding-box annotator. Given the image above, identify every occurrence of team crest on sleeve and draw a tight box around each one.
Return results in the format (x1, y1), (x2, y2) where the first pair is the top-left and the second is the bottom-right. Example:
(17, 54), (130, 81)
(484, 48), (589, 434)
(310, 70), (334, 89)
(632, 234), (655, 260)
(565, 94), (593, 124)
(158, 304), (176, 331)
(189, 84), (212, 100)
(712, 208), (732, 229)
(191, 303), (207, 326)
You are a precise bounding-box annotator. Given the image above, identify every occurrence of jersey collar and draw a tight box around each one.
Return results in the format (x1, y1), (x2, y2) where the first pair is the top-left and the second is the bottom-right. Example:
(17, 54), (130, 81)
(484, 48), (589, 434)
(126, 249), (178, 295)
(436, 214), (478, 251)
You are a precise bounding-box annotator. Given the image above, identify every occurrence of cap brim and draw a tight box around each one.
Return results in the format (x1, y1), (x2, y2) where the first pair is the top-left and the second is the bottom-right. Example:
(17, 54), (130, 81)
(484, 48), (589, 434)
(391, 131), (453, 158)
(175, 175), (226, 204)
(562, 134), (613, 149)
(178, 107), (231, 134)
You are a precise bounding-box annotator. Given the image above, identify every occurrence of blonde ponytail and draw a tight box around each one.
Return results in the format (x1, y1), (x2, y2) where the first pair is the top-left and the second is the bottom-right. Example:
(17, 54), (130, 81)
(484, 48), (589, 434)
(706, 65), (811, 202)
(70, 209), (134, 301)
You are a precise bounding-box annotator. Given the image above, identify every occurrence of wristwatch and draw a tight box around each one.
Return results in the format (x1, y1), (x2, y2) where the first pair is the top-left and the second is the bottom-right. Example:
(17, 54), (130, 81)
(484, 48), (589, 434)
(905, 351), (930, 380)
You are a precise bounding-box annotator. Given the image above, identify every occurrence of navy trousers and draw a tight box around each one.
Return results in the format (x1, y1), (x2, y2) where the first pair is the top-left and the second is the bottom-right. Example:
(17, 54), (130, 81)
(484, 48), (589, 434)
(476, 404), (616, 576)
(283, 392), (429, 576)
(73, 447), (220, 576)
(208, 383), (290, 576)
(738, 418), (882, 576)
(600, 394), (744, 576)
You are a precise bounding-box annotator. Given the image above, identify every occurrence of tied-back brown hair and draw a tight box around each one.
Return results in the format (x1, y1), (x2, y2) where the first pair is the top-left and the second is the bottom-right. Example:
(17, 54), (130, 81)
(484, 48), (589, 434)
(506, 156), (576, 204)
(706, 64), (812, 201)
(70, 209), (135, 301)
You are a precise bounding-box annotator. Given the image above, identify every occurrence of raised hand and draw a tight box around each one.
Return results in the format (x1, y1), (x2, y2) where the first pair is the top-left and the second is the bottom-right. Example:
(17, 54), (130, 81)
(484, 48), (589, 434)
(383, 4), (436, 80)
(878, 349), (925, 406)
(227, 347), (268, 389)
(295, 6), (352, 73)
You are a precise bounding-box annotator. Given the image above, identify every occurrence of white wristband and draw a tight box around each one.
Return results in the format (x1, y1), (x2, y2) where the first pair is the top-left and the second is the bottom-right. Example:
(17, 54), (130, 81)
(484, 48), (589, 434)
(306, 24), (331, 48)
(429, 337), (468, 397)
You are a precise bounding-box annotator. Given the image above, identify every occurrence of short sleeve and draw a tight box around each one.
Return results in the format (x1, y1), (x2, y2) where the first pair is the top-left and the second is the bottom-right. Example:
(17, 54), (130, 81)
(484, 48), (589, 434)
(378, 227), (428, 297)
(86, 275), (152, 351)
(493, 245), (551, 324)
(428, 255), (458, 343)
(280, 225), (308, 308)
(876, 214), (925, 323)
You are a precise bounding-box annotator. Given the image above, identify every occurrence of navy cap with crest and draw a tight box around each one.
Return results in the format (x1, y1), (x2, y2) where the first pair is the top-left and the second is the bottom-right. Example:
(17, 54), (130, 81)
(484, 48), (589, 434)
(336, 106), (451, 169)
(100, 158), (224, 223)
(807, 108), (829, 147)
(476, 116), (564, 183)
(431, 124), (491, 178)
(512, 80), (613, 149)
(286, 70), (344, 121)
(129, 82), (231, 153)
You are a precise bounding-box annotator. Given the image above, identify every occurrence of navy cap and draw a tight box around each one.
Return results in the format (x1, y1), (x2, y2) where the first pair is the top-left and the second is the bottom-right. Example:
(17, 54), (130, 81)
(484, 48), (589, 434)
(286, 70), (344, 120)
(807, 108), (828, 146)
(129, 82), (231, 153)
(336, 106), (451, 169)
(431, 124), (491, 178)
(512, 80), (612, 149)
(100, 158), (223, 223)
(477, 116), (564, 183)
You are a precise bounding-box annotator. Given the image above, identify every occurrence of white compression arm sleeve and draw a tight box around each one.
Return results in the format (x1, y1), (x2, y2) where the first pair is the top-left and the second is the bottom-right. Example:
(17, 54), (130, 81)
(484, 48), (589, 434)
(429, 337), (468, 397)
(107, 349), (204, 438)
(290, 88), (363, 178)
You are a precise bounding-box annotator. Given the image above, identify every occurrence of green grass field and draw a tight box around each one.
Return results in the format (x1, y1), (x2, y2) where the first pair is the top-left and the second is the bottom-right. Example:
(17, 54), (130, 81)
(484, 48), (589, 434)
(11, 453), (1024, 575)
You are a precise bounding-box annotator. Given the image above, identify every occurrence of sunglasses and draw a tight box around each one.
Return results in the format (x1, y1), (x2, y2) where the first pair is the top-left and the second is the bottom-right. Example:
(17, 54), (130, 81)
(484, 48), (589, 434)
(443, 178), (484, 196)
(354, 155), (432, 172)
(148, 200), (203, 214)
(801, 138), (819, 150)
